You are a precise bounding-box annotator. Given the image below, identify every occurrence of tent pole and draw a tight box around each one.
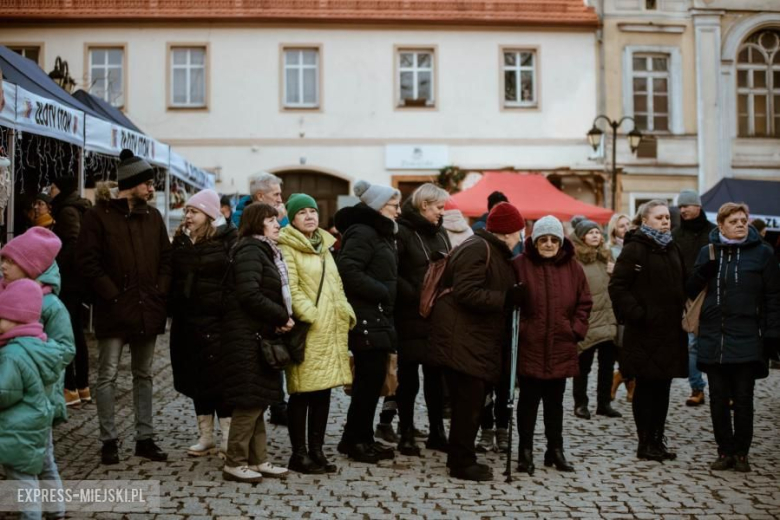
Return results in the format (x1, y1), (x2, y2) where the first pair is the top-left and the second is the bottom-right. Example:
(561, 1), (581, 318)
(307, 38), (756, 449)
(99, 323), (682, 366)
(164, 170), (171, 232)
(78, 148), (85, 196)
(6, 128), (16, 243)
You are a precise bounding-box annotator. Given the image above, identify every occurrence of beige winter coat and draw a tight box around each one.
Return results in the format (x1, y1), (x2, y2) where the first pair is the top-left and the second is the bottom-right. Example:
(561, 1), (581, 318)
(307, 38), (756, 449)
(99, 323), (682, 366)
(572, 235), (617, 353)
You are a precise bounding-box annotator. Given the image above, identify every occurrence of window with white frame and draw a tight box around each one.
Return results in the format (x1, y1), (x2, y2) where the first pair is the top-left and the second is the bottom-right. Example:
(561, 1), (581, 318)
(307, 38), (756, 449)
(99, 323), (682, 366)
(503, 50), (537, 107)
(171, 47), (207, 108)
(9, 46), (41, 66)
(398, 50), (434, 107)
(89, 48), (124, 107)
(736, 29), (780, 137)
(632, 53), (670, 132)
(283, 48), (319, 108)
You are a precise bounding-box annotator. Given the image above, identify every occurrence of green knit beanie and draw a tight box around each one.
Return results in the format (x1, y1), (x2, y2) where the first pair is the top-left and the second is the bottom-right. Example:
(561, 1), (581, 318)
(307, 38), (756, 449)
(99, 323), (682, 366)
(286, 193), (318, 220)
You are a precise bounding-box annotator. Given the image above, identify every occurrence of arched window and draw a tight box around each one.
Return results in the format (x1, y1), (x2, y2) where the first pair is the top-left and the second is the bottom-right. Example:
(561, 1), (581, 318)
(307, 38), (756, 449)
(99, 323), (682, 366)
(737, 29), (780, 137)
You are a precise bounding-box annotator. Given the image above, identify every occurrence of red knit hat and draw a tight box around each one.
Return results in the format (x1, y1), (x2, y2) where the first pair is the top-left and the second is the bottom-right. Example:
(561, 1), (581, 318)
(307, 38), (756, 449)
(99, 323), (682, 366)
(486, 202), (525, 234)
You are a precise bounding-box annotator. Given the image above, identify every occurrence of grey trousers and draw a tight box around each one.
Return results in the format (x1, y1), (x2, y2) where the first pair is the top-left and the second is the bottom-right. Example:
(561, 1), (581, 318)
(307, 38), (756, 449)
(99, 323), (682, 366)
(226, 407), (268, 467)
(96, 336), (157, 442)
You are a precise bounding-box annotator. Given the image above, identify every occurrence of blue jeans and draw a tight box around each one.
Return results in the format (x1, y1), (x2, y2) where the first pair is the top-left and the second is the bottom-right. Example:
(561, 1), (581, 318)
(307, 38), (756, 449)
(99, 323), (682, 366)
(3, 432), (65, 520)
(96, 336), (157, 442)
(688, 333), (707, 392)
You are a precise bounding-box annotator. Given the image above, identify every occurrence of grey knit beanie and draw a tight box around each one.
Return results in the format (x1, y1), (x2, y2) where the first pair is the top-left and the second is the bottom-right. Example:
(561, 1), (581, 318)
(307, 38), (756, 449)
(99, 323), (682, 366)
(353, 180), (400, 211)
(574, 219), (600, 240)
(117, 149), (154, 191)
(532, 215), (564, 244)
(677, 189), (702, 207)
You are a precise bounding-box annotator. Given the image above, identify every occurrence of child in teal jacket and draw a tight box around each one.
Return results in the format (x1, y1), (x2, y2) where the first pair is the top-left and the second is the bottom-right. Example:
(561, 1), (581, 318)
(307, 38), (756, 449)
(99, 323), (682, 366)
(0, 227), (76, 424)
(0, 279), (72, 519)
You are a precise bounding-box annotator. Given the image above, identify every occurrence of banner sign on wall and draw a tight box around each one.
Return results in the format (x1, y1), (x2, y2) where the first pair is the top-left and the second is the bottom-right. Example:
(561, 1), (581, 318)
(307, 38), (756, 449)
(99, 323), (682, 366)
(85, 115), (170, 167)
(0, 81), (16, 129)
(14, 86), (84, 146)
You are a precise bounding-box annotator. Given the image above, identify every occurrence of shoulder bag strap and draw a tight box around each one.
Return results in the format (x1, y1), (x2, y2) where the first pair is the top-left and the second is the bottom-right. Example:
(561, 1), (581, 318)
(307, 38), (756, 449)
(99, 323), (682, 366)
(414, 231), (431, 262)
(314, 256), (327, 306)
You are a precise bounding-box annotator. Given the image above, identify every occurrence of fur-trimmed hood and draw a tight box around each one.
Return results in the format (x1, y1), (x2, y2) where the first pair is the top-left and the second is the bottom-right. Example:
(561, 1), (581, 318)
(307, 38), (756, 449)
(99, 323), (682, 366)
(335, 202), (397, 237)
(571, 233), (611, 265)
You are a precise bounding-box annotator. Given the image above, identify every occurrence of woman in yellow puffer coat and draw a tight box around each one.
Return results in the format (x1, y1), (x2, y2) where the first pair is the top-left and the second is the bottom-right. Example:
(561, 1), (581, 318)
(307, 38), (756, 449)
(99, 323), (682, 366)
(278, 193), (356, 475)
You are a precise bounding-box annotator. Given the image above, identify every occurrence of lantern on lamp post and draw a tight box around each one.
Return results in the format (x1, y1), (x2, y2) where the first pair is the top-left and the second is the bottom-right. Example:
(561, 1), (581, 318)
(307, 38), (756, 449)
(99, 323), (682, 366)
(587, 116), (643, 211)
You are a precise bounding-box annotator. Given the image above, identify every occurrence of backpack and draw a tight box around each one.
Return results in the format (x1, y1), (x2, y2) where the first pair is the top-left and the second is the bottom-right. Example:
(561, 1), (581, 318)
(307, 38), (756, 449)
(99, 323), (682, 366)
(419, 235), (490, 318)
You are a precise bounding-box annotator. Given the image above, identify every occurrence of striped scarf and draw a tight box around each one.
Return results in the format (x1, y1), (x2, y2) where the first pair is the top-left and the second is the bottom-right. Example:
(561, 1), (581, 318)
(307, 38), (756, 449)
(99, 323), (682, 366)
(254, 235), (293, 316)
(639, 224), (673, 248)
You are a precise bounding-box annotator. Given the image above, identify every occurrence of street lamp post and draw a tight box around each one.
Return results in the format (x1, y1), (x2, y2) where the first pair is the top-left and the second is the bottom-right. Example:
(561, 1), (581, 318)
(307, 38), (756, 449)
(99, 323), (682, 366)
(48, 57), (76, 93)
(587, 115), (643, 210)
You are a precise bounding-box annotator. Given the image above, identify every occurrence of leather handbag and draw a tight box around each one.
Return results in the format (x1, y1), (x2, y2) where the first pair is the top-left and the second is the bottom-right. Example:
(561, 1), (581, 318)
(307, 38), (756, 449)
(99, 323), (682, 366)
(343, 353), (399, 397)
(681, 244), (716, 335)
(258, 333), (292, 371)
(284, 256), (327, 364)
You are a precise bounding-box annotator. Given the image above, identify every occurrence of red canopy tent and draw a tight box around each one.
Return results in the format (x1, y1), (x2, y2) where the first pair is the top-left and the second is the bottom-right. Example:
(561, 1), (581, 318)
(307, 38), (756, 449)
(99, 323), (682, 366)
(450, 172), (613, 223)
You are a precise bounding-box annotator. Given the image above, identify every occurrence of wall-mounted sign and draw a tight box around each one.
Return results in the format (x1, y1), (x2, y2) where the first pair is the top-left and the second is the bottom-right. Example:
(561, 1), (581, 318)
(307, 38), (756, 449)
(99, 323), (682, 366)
(15, 86), (84, 146)
(385, 144), (449, 170)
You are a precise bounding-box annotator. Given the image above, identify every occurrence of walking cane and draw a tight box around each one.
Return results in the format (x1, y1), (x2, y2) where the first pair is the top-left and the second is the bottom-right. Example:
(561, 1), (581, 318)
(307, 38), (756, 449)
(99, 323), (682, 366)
(505, 306), (520, 483)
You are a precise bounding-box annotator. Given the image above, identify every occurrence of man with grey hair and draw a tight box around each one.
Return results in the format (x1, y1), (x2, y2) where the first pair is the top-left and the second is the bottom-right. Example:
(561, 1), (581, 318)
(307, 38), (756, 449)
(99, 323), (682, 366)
(231, 171), (288, 227)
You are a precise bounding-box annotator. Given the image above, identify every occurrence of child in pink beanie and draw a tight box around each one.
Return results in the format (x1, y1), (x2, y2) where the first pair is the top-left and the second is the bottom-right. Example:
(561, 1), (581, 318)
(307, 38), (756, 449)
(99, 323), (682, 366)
(0, 279), (73, 519)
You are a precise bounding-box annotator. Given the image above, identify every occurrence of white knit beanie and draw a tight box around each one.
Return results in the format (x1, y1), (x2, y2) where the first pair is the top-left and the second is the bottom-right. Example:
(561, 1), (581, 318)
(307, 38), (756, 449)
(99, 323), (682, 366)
(353, 180), (400, 211)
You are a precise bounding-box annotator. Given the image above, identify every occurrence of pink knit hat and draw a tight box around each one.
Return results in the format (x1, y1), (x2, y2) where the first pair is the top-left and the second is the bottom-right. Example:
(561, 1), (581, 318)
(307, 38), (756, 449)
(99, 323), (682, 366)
(186, 189), (221, 221)
(1, 227), (62, 279)
(0, 279), (43, 324)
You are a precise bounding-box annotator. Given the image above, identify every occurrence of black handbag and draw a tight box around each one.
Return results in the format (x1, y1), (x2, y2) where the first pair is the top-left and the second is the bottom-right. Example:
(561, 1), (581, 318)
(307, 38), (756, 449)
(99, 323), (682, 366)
(285, 257), (327, 364)
(258, 333), (292, 370)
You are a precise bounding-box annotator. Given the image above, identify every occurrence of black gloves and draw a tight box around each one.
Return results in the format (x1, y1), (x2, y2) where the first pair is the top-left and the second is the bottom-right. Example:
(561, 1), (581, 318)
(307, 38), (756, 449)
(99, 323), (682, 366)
(764, 337), (780, 362)
(504, 284), (525, 309)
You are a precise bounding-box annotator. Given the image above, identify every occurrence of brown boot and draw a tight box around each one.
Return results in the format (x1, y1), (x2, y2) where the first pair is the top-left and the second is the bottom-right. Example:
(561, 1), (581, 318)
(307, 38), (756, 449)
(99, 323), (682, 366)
(626, 379), (636, 403)
(610, 371), (623, 401)
(685, 390), (705, 407)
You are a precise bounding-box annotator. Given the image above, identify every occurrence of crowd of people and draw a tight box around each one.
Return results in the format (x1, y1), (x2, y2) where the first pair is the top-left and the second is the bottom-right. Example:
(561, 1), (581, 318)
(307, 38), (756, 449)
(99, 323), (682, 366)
(1, 149), (779, 517)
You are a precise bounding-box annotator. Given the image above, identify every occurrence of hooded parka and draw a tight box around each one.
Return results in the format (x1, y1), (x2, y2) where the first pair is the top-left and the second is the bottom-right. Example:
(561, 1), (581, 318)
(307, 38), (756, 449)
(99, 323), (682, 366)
(334, 203), (398, 353)
(219, 237), (290, 409)
(571, 235), (617, 353)
(608, 228), (688, 379)
(442, 209), (473, 249)
(0, 334), (71, 475)
(77, 197), (172, 340)
(278, 226), (356, 394)
(687, 227), (780, 377)
(672, 211), (717, 279)
(169, 223), (237, 400)
(513, 237), (593, 380)
(395, 200), (452, 364)
(50, 191), (92, 294)
(428, 230), (517, 384)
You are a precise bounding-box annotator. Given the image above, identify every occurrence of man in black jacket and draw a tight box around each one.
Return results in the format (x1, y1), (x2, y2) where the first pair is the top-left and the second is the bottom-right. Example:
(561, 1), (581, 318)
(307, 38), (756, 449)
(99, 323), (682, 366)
(50, 176), (92, 407)
(78, 150), (171, 465)
(671, 189), (716, 407)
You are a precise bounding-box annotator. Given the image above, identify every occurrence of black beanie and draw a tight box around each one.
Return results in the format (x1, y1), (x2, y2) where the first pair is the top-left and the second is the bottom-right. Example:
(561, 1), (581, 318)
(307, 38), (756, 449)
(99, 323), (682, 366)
(117, 149), (154, 191)
(487, 191), (508, 211)
(53, 176), (78, 197)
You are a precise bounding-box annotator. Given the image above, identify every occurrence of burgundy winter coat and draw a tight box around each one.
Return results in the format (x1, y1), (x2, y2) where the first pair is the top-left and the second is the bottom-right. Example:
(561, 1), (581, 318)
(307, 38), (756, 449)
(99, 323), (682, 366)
(513, 237), (592, 380)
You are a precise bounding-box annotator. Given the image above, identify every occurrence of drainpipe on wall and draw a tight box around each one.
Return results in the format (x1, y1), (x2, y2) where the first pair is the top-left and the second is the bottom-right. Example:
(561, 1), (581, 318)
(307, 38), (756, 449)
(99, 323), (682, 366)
(597, 0), (610, 207)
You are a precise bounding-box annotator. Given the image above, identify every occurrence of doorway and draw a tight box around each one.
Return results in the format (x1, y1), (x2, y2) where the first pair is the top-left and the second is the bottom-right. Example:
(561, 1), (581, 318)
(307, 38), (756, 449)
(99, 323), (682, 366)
(276, 170), (350, 227)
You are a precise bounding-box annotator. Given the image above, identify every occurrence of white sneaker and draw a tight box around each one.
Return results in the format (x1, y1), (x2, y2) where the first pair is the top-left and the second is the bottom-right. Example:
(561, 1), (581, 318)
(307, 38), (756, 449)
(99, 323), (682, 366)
(222, 465), (263, 483)
(249, 462), (289, 478)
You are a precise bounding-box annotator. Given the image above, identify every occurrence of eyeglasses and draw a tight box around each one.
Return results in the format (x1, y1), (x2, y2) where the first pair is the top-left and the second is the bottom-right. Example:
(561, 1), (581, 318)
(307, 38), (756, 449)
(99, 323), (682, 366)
(537, 236), (561, 245)
(144, 181), (155, 188)
(384, 203), (401, 210)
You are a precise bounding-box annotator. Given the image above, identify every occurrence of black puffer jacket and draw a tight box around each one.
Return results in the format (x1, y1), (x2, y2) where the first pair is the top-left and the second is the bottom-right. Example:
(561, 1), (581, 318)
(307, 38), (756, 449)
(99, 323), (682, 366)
(395, 200), (451, 364)
(429, 230), (517, 384)
(169, 224), (237, 400)
(51, 191), (92, 294)
(672, 211), (717, 278)
(608, 229), (687, 379)
(687, 227), (780, 377)
(219, 237), (289, 409)
(78, 198), (171, 340)
(335, 203), (398, 353)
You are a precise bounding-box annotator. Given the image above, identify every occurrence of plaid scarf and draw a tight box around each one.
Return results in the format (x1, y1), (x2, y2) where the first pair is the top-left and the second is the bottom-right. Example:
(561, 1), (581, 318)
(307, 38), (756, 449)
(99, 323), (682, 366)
(640, 224), (673, 248)
(254, 235), (293, 316)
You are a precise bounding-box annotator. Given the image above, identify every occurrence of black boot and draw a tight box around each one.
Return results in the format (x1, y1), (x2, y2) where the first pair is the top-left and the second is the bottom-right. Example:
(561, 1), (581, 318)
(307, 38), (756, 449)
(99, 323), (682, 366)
(287, 396), (325, 474)
(135, 439), (167, 461)
(347, 443), (380, 463)
(636, 430), (665, 462)
(398, 427), (421, 457)
(543, 448), (574, 472)
(425, 424), (448, 452)
(307, 394), (337, 473)
(516, 447), (535, 476)
(653, 429), (676, 460)
(101, 439), (119, 465)
(596, 402), (622, 418)
(574, 404), (591, 419)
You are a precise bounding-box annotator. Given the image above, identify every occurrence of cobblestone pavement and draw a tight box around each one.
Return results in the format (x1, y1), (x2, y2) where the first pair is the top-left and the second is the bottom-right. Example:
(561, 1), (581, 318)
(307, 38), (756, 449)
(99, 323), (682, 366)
(3, 330), (780, 519)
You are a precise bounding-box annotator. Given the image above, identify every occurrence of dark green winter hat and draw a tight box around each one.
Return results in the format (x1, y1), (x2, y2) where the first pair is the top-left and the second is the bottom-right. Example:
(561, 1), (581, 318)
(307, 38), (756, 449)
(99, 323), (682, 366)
(286, 193), (318, 220)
